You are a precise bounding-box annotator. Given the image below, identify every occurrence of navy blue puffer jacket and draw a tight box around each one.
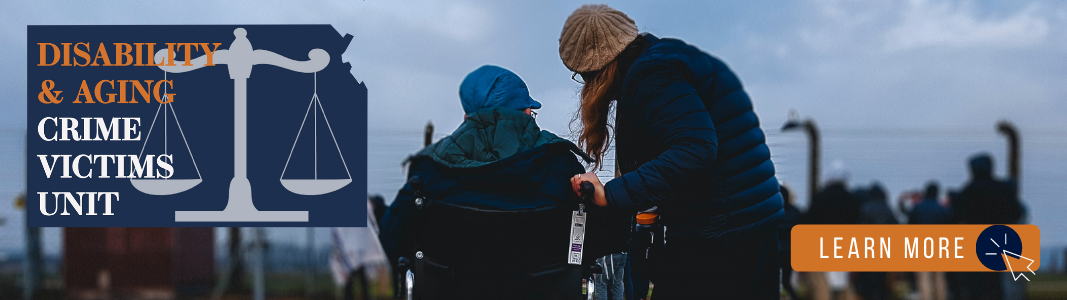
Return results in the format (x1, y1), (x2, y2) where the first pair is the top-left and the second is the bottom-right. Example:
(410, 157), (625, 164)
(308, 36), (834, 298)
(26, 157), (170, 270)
(606, 34), (783, 245)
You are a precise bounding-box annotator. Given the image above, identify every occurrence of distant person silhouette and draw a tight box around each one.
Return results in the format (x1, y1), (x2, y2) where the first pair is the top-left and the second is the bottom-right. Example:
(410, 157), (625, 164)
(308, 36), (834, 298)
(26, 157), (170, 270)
(951, 153), (1021, 225)
(368, 194), (386, 228)
(802, 160), (861, 300)
(909, 181), (949, 225)
(854, 182), (897, 300)
(804, 161), (861, 225)
(859, 182), (899, 225)
(949, 153), (1022, 300)
(910, 181), (949, 300)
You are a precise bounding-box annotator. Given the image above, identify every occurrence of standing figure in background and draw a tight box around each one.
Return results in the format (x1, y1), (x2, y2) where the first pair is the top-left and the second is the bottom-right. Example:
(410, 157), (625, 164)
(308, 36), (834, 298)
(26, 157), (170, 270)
(909, 181), (950, 225)
(950, 153), (1023, 300)
(858, 182), (899, 225)
(368, 194), (387, 228)
(804, 161), (861, 225)
(802, 161), (861, 300)
(910, 181), (949, 300)
(951, 154), (1022, 225)
(854, 182), (898, 300)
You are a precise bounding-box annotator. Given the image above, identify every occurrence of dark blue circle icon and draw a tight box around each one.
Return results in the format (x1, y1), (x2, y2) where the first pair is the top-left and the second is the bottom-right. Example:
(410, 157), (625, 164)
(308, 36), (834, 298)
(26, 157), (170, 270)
(975, 225), (1023, 271)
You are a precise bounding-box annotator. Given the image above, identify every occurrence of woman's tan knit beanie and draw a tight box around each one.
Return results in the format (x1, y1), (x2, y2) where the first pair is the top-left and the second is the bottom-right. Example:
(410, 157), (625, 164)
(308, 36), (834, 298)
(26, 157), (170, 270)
(559, 4), (638, 73)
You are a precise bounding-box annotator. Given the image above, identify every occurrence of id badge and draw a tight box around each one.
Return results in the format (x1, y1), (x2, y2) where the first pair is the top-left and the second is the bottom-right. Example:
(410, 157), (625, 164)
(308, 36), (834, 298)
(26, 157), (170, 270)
(567, 210), (587, 265)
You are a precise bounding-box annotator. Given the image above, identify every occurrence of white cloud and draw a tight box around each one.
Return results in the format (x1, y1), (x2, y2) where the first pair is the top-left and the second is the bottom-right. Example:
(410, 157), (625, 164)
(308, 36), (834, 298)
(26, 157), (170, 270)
(439, 3), (494, 42)
(884, 0), (1050, 52)
(789, 0), (1052, 55)
(741, 0), (1065, 130)
(340, 0), (495, 43)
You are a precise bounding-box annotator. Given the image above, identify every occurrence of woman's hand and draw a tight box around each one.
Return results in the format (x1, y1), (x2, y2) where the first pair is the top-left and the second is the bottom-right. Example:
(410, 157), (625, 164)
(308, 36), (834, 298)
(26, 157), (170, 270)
(571, 172), (608, 207)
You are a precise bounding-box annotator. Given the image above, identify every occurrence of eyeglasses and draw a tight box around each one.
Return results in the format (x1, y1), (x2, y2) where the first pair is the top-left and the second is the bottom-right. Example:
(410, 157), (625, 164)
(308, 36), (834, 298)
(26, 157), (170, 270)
(531, 110), (538, 120)
(572, 71), (598, 84)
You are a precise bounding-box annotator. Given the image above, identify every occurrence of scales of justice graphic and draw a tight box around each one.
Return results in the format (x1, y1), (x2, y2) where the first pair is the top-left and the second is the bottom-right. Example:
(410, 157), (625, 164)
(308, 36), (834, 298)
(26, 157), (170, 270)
(129, 28), (353, 222)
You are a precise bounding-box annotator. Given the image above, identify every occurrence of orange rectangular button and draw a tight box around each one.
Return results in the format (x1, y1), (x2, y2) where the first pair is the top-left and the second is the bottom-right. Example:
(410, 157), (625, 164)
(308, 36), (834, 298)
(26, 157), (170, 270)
(790, 225), (1040, 272)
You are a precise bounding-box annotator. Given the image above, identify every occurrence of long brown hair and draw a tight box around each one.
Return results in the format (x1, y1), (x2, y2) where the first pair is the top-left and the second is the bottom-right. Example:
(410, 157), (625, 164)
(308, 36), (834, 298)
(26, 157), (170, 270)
(575, 35), (645, 169)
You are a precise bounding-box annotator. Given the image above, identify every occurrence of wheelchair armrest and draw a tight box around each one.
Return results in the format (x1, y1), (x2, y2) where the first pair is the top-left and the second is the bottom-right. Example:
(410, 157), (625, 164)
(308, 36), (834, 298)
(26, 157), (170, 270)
(587, 263), (603, 274)
(582, 263), (603, 283)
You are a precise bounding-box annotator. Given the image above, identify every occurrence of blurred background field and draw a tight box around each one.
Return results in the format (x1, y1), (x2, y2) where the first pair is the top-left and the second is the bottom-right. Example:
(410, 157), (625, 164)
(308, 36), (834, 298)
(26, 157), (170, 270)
(5, 0), (1067, 298)
(3, 124), (1067, 299)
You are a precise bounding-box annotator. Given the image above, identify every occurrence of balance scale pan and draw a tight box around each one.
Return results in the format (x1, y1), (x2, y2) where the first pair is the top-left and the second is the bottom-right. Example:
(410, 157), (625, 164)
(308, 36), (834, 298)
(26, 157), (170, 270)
(131, 179), (202, 195)
(280, 179), (352, 195)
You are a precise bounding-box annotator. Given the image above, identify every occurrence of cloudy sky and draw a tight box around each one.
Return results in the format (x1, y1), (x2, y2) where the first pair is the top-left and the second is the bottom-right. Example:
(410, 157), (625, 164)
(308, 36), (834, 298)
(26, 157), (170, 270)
(2, 0), (1067, 252)
(4, 0), (1066, 136)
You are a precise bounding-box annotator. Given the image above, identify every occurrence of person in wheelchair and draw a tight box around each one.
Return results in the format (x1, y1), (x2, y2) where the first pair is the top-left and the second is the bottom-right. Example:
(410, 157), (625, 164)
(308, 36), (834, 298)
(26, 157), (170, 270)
(379, 65), (611, 299)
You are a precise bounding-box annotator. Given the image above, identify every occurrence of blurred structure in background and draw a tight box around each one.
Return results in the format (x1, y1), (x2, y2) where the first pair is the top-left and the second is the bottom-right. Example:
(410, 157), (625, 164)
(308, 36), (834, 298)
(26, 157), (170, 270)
(330, 198), (389, 300)
(423, 122), (434, 148)
(781, 109), (821, 206)
(997, 121), (1021, 183)
(63, 228), (214, 299)
(225, 227), (245, 295)
(2, 115), (1067, 299)
(20, 192), (45, 300)
(997, 120), (1027, 300)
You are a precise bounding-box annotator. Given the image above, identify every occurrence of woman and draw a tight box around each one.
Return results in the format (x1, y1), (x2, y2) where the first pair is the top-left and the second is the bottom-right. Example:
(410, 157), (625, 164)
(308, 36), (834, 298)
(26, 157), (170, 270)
(560, 5), (783, 299)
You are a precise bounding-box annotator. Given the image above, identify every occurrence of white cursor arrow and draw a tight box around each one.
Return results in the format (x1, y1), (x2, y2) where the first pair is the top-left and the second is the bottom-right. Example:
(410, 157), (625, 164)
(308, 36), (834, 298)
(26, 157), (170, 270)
(1002, 250), (1035, 282)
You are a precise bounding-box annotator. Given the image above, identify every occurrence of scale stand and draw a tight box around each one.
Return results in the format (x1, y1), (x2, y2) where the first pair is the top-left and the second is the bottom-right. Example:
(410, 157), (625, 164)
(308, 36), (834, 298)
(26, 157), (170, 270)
(156, 28), (330, 222)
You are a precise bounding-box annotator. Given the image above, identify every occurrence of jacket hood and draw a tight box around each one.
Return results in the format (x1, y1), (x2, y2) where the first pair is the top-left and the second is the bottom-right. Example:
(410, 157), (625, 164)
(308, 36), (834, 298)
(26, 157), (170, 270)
(414, 107), (593, 168)
(459, 65), (542, 115)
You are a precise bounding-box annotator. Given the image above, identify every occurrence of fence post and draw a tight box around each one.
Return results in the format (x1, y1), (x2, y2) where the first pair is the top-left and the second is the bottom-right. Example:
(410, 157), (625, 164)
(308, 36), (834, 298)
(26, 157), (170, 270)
(424, 122), (434, 147)
(782, 113), (821, 204)
(306, 227), (314, 299)
(22, 131), (42, 300)
(227, 227), (244, 293)
(996, 120), (1020, 182)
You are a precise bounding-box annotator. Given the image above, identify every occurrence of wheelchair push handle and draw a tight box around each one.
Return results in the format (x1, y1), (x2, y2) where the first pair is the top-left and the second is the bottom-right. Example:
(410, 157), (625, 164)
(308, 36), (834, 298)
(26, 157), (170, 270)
(577, 181), (596, 214)
(579, 181), (595, 202)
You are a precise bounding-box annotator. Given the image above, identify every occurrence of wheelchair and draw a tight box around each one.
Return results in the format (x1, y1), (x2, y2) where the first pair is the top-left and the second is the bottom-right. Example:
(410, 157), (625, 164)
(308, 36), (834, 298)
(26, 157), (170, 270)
(394, 176), (607, 300)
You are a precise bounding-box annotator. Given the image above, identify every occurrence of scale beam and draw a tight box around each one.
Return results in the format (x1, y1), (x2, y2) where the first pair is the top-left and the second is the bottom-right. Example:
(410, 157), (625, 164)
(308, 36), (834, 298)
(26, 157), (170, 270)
(153, 48), (329, 75)
(150, 27), (331, 223)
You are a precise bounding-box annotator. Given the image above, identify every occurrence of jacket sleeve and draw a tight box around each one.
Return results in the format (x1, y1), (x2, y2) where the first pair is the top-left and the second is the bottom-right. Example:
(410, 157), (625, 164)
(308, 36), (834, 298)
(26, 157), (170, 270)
(378, 179), (417, 269)
(604, 69), (718, 213)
